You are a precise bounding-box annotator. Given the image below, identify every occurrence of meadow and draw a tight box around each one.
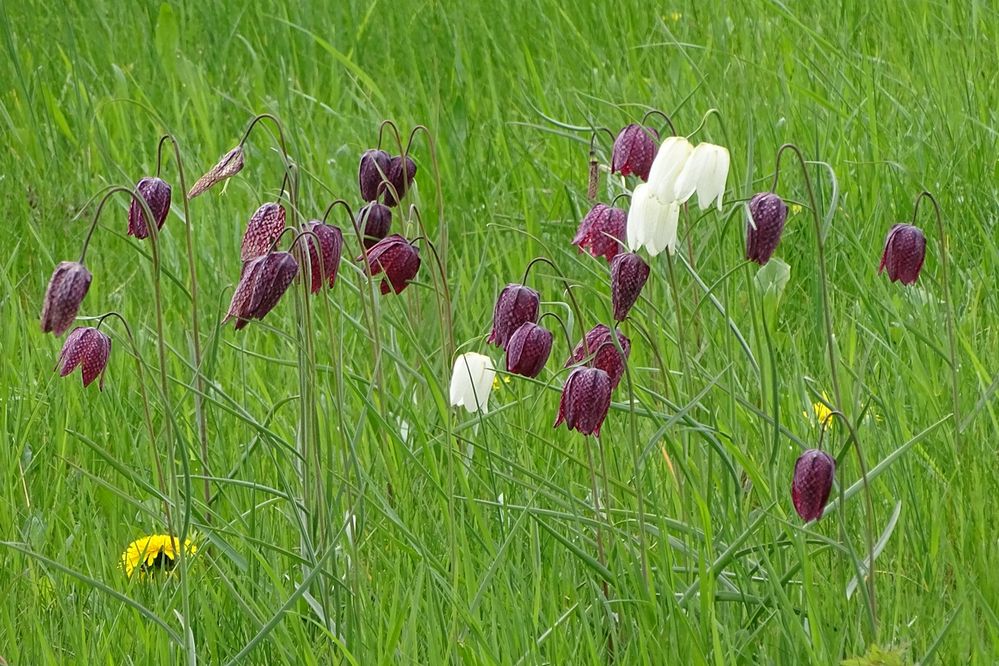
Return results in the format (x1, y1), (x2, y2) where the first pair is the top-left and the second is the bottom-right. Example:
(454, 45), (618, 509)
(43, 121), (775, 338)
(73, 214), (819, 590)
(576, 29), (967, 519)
(2, 1), (998, 663)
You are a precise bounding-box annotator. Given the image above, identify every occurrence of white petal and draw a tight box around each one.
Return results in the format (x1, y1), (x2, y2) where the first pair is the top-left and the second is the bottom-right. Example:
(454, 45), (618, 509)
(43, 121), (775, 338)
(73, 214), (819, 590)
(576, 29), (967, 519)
(450, 353), (495, 413)
(693, 144), (729, 211)
(648, 137), (692, 202)
(626, 184), (651, 252)
(674, 143), (711, 204)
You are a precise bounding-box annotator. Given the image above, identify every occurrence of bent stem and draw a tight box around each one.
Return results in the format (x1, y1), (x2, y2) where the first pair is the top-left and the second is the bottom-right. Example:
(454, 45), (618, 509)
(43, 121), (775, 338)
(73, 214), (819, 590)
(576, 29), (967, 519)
(520, 256), (587, 351)
(641, 109), (677, 137)
(912, 191), (960, 451)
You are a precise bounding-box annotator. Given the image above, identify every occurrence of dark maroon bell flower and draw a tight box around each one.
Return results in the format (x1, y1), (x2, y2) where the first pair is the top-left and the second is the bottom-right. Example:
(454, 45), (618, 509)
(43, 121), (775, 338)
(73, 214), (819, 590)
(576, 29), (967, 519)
(381, 155), (417, 206)
(565, 324), (631, 390)
(878, 223), (926, 285)
(359, 201), (393, 248)
(791, 449), (835, 522)
(610, 252), (650, 321)
(745, 192), (788, 265)
(359, 149), (391, 202)
(302, 221), (343, 293)
(488, 284), (540, 349)
(572, 204), (627, 262)
(224, 252), (299, 329)
(188, 145), (245, 199)
(40, 261), (92, 336)
(554, 367), (612, 436)
(611, 124), (658, 181)
(506, 322), (553, 378)
(241, 203), (287, 262)
(357, 234), (421, 294)
(56, 326), (111, 389)
(128, 177), (172, 239)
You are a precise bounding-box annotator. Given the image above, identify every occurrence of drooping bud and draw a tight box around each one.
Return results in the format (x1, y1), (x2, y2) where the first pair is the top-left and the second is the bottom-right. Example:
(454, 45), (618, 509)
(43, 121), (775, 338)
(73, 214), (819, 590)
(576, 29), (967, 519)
(40, 261), (92, 336)
(791, 449), (835, 522)
(745, 192), (788, 265)
(488, 284), (540, 349)
(553, 367), (612, 436)
(302, 221), (344, 293)
(381, 155), (417, 206)
(56, 326), (112, 389)
(223, 252), (299, 329)
(878, 224), (926, 285)
(358, 149), (391, 202)
(565, 324), (631, 389)
(506, 322), (553, 378)
(358, 201), (393, 248)
(240, 203), (287, 262)
(188, 146), (244, 199)
(610, 252), (650, 321)
(127, 177), (172, 239)
(572, 203), (627, 262)
(357, 234), (421, 295)
(611, 124), (658, 181)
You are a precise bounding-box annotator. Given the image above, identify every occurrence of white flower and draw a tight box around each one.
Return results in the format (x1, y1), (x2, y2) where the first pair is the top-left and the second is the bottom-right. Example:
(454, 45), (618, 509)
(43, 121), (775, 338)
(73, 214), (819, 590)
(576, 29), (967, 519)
(647, 136), (693, 202)
(674, 142), (730, 211)
(449, 352), (496, 413)
(627, 183), (680, 257)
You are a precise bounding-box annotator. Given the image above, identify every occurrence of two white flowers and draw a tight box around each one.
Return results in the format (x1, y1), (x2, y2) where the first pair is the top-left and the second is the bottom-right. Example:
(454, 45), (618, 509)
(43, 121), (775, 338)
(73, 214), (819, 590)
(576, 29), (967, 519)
(627, 138), (730, 257)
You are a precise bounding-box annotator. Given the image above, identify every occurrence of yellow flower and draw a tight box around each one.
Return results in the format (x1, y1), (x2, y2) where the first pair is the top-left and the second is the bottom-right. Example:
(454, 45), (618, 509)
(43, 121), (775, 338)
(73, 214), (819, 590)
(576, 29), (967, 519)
(790, 204), (803, 216)
(121, 535), (197, 579)
(804, 392), (834, 427)
(492, 375), (512, 391)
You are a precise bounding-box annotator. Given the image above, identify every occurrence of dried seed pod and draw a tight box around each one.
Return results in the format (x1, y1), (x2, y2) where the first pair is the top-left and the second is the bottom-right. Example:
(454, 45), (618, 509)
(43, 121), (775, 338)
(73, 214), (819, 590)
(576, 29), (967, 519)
(188, 146), (244, 199)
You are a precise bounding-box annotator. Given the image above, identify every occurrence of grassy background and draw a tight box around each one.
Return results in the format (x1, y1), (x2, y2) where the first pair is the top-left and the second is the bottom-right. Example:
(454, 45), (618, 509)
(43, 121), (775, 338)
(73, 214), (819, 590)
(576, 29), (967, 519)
(2, 0), (998, 663)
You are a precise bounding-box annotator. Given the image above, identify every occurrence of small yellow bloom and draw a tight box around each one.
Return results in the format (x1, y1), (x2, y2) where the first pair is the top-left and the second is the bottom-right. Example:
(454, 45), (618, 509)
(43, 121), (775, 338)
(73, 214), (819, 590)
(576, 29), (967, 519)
(121, 535), (197, 579)
(668, 11), (682, 21)
(790, 204), (803, 216)
(492, 375), (512, 391)
(804, 392), (834, 427)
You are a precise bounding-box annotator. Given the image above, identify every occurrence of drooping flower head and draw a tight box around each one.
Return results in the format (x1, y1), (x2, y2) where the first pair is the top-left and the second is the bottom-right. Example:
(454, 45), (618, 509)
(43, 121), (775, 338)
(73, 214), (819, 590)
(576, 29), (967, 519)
(878, 224), (926, 285)
(611, 124), (658, 181)
(647, 136), (694, 202)
(40, 261), (92, 336)
(301, 221), (343, 293)
(359, 201), (393, 248)
(121, 535), (197, 579)
(791, 449), (836, 522)
(572, 203), (627, 262)
(357, 234), (421, 294)
(449, 352), (496, 413)
(610, 252), (650, 321)
(56, 326), (111, 389)
(224, 252), (299, 329)
(188, 146), (244, 199)
(745, 192), (788, 265)
(488, 284), (540, 349)
(626, 183), (680, 257)
(673, 142), (730, 211)
(127, 177), (172, 239)
(565, 324), (631, 389)
(554, 367), (612, 436)
(358, 149), (391, 202)
(506, 322), (553, 378)
(382, 155), (418, 206)
(241, 203), (287, 262)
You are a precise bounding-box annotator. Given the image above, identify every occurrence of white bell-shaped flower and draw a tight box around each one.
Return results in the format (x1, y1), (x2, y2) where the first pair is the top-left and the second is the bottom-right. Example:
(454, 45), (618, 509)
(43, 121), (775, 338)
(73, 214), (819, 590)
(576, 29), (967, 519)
(627, 183), (681, 257)
(647, 136), (693, 203)
(449, 352), (496, 413)
(674, 142), (730, 211)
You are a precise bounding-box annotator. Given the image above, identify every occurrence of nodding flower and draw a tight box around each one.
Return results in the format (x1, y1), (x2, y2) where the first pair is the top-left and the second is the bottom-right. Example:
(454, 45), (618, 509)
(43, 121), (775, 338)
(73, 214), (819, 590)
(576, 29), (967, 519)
(610, 252), (650, 321)
(223, 252), (299, 330)
(553, 367), (612, 436)
(791, 449), (835, 522)
(40, 261), (92, 336)
(449, 352), (497, 414)
(357, 234), (421, 295)
(381, 155), (418, 207)
(626, 183), (680, 257)
(56, 326), (111, 390)
(127, 177), (172, 239)
(302, 221), (343, 293)
(487, 284), (540, 350)
(358, 149), (392, 202)
(611, 124), (658, 182)
(506, 322), (553, 378)
(745, 192), (788, 265)
(565, 324), (631, 390)
(878, 223), (926, 285)
(572, 203), (627, 262)
(188, 146), (244, 199)
(358, 202), (393, 249)
(673, 142), (730, 211)
(240, 203), (287, 262)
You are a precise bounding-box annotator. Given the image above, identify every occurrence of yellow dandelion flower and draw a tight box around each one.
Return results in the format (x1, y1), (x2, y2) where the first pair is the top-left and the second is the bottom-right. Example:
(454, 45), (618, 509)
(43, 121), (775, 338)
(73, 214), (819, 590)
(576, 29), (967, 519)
(492, 375), (512, 391)
(804, 392), (834, 427)
(121, 535), (197, 579)
(790, 204), (803, 216)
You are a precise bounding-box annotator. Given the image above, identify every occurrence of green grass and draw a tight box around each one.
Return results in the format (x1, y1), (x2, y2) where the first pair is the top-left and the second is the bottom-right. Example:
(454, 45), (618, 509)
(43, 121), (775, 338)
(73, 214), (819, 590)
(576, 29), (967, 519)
(2, 0), (999, 663)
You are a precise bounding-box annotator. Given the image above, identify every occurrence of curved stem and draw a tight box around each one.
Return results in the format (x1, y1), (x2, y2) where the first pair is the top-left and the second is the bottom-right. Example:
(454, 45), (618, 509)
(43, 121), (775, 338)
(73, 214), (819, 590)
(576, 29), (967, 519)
(641, 109), (677, 137)
(686, 107), (722, 140)
(238, 113), (290, 159)
(155, 135), (170, 178)
(377, 119), (405, 155)
(321, 198), (355, 227)
(538, 311), (574, 351)
(609, 193), (632, 208)
(520, 256), (587, 352)
(912, 191), (960, 450)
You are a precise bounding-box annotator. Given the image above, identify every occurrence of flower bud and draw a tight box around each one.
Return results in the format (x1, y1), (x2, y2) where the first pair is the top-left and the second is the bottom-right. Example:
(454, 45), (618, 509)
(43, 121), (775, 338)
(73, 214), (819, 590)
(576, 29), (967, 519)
(745, 192), (788, 265)
(302, 221), (343, 293)
(572, 203), (627, 262)
(553, 367), (612, 436)
(40, 261), (92, 336)
(224, 252), (299, 329)
(56, 326), (111, 389)
(241, 203), (287, 262)
(610, 252), (650, 321)
(506, 322), (553, 378)
(565, 324), (631, 389)
(611, 124), (658, 181)
(382, 155), (417, 206)
(488, 284), (540, 349)
(358, 149), (391, 202)
(791, 449), (835, 521)
(878, 224), (926, 285)
(358, 201), (393, 248)
(188, 146), (244, 199)
(128, 177), (172, 239)
(357, 234), (421, 294)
